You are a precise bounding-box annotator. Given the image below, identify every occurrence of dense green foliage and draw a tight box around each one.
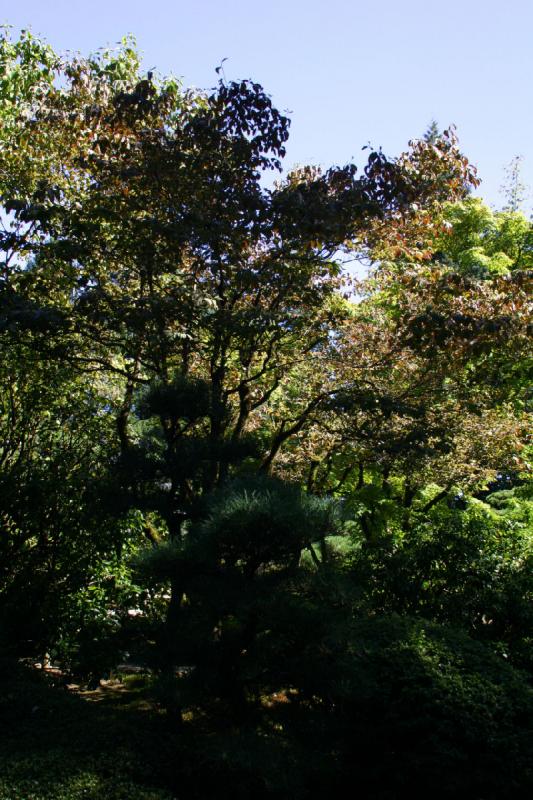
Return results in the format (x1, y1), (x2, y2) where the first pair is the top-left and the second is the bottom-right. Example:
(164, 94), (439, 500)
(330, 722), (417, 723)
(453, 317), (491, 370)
(0, 29), (532, 798)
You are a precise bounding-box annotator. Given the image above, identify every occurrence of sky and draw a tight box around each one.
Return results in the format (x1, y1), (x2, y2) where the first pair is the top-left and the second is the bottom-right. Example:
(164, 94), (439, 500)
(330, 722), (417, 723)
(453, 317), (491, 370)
(3, 0), (532, 211)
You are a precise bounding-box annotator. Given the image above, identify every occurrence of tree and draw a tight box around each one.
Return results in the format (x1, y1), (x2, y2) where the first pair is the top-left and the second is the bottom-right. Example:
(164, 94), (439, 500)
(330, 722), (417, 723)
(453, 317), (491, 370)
(500, 154), (528, 212)
(423, 118), (440, 143)
(2, 32), (482, 520)
(2, 29), (527, 648)
(0, 32), (147, 658)
(436, 197), (533, 276)
(2, 30), (533, 797)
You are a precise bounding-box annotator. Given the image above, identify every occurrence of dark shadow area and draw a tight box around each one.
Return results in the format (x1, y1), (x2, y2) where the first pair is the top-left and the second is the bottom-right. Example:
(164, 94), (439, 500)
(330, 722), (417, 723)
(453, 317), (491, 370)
(0, 658), (175, 800)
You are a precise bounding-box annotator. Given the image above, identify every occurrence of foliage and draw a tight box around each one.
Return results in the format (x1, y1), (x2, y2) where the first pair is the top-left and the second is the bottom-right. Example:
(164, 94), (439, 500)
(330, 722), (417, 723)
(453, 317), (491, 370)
(315, 616), (533, 799)
(0, 352), (115, 655)
(345, 495), (533, 666)
(437, 197), (533, 276)
(500, 154), (528, 212)
(1, 28), (532, 799)
(134, 476), (343, 719)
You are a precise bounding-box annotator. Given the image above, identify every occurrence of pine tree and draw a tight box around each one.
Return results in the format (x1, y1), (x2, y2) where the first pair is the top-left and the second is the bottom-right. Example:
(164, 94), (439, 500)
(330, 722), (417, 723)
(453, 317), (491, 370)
(423, 119), (440, 143)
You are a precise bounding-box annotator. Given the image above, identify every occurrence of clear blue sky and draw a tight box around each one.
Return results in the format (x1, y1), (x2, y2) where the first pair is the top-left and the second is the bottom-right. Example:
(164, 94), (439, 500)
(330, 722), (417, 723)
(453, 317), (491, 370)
(4, 0), (532, 210)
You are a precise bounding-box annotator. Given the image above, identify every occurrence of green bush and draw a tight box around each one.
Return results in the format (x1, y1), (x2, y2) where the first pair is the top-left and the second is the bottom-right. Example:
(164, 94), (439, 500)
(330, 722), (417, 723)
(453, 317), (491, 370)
(347, 501), (533, 670)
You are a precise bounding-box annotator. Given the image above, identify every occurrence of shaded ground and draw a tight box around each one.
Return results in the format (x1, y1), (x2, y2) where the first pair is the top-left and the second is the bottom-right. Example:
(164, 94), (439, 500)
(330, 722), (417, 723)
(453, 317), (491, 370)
(0, 659), (302, 800)
(0, 659), (177, 800)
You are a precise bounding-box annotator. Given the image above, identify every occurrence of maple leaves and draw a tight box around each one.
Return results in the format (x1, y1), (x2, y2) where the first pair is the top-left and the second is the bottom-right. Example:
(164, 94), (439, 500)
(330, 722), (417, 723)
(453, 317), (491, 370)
(356, 128), (480, 263)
